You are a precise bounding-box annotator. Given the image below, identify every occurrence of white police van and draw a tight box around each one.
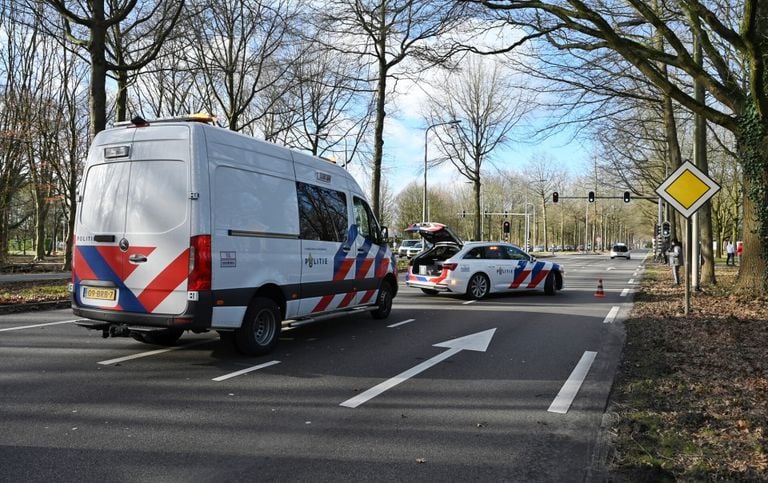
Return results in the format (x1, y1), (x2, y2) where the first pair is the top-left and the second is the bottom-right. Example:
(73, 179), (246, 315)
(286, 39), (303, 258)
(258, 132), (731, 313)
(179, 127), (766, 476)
(72, 114), (397, 355)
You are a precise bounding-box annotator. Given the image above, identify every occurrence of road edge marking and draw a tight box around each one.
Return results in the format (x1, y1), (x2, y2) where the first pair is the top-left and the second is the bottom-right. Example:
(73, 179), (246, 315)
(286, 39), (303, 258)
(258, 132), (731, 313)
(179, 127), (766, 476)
(213, 360), (281, 381)
(548, 350), (598, 414)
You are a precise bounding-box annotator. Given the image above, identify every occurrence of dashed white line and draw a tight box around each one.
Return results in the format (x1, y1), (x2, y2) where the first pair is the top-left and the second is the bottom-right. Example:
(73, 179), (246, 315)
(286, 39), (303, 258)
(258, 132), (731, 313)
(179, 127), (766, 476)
(97, 339), (213, 365)
(548, 351), (597, 414)
(387, 318), (415, 328)
(603, 306), (620, 324)
(620, 288), (631, 297)
(213, 360), (281, 381)
(462, 299), (477, 305)
(0, 319), (78, 332)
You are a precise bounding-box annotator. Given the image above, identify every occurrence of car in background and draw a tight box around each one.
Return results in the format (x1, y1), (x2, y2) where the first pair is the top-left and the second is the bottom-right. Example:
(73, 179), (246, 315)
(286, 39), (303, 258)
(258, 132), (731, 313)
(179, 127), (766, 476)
(404, 241), (425, 258)
(610, 243), (631, 259)
(398, 239), (420, 257)
(404, 222), (565, 299)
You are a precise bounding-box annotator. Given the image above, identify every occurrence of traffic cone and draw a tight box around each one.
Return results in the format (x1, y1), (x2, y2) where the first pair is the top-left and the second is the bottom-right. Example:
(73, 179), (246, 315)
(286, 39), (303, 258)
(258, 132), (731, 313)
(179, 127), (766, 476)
(595, 279), (605, 297)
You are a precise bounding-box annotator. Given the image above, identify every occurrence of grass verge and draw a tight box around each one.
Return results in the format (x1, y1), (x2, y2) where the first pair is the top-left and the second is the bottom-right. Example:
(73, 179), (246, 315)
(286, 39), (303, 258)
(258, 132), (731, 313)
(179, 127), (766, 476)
(608, 264), (768, 480)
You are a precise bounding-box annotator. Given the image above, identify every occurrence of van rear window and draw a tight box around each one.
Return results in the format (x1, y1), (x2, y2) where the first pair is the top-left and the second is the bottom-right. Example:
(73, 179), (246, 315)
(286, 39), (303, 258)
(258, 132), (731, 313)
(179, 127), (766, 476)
(125, 160), (187, 234)
(80, 162), (130, 233)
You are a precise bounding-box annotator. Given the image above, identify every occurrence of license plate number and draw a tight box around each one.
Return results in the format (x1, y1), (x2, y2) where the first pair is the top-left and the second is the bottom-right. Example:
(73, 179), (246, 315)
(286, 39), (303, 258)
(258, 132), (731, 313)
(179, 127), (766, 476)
(84, 287), (116, 301)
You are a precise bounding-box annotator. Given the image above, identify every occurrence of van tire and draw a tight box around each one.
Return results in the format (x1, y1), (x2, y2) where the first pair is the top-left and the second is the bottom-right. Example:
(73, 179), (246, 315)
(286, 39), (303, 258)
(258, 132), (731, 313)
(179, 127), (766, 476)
(131, 328), (184, 346)
(235, 297), (281, 356)
(371, 282), (394, 319)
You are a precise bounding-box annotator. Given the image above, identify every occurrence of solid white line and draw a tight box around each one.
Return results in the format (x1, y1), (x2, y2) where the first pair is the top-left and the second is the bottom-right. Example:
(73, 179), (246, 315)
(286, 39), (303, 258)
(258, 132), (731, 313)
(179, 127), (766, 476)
(341, 347), (461, 408)
(548, 351), (598, 414)
(0, 319), (78, 332)
(97, 339), (213, 365)
(603, 306), (620, 324)
(620, 288), (630, 297)
(387, 318), (415, 328)
(213, 360), (281, 382)
(462, 300), (477, 305)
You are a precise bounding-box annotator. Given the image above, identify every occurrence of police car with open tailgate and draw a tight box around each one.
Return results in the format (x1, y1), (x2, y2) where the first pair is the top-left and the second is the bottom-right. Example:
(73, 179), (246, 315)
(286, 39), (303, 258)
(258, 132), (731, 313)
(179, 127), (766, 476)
(404, 222), (564, 299)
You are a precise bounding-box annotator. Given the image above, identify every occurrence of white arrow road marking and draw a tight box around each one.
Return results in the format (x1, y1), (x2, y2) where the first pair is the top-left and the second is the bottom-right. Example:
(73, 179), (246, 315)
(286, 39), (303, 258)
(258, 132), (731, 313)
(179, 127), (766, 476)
(603, 306), (620, 324)
(340, 328), (496, 409)
(548, 351), (597, 414)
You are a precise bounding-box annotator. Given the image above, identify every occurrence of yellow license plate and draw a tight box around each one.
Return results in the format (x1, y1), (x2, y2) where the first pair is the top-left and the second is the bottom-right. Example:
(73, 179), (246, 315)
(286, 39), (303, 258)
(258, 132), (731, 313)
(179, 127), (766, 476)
(84, 287), (116, 301)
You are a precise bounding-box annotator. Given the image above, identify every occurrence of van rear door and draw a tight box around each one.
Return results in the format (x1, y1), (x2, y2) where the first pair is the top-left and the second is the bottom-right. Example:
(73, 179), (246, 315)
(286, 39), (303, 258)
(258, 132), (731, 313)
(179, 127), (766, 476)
(74, 125), (191, 316)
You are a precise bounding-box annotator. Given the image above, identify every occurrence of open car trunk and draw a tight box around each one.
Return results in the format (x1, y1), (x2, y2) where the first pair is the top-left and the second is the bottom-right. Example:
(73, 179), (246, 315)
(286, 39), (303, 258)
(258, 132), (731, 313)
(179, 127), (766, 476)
(410, 244), (461, 276)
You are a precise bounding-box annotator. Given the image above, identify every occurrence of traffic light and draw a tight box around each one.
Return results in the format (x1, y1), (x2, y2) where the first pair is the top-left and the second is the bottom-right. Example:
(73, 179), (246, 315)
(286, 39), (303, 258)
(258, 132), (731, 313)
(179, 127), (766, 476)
(662, 221), (671, 238)
(623, 191), (631, 203)
(462, 210), (466, 218)
(502, 220), (510, 234)
(588, 191), (595, 202)
(552, 191), (559, 203)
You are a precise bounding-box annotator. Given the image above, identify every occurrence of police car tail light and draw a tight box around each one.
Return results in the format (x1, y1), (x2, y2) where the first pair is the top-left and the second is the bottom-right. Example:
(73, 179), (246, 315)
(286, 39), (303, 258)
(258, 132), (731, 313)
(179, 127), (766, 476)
(188, 235), (212, 291)
(442, 263), (458, 271)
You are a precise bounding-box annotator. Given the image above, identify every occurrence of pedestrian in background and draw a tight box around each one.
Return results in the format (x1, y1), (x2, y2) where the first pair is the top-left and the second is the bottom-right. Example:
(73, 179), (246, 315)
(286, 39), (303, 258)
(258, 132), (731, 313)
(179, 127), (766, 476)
(725, 238), (735, 266)
(736, 241), (743, 266)
(669, 239), (683, 285)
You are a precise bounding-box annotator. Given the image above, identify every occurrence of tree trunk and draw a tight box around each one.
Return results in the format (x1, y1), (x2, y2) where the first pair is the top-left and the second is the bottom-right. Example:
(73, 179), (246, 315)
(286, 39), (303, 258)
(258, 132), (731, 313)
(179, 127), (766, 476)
(733, 116), (768, 294)
(89, 1), (108, 138)
(473, 181), (481, 241)
(735, 176), (766, 292)
(33, 198), (47, 261)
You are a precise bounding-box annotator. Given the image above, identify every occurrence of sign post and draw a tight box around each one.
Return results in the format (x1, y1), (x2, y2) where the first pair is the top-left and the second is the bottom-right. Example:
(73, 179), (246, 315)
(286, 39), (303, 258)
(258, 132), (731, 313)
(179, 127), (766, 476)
(655, 161), (720, 314)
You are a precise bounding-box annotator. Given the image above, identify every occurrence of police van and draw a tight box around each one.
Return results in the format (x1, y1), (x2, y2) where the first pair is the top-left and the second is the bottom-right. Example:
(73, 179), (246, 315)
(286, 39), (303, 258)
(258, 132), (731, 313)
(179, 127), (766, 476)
(71, 114), (397, 355)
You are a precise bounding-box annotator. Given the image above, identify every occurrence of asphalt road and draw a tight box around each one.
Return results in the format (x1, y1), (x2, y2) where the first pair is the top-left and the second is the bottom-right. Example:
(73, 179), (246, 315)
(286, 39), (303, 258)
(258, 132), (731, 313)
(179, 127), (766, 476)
(0, 251), (645, 482)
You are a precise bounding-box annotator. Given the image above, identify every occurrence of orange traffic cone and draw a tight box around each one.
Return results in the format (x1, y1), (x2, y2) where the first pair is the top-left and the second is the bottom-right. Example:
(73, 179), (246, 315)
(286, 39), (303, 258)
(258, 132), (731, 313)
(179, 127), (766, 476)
(595, 279), (605, 297)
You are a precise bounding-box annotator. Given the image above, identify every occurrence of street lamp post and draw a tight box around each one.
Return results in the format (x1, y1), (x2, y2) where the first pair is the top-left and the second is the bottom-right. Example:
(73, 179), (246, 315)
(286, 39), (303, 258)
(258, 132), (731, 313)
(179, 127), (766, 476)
(423, 120), (461, 223)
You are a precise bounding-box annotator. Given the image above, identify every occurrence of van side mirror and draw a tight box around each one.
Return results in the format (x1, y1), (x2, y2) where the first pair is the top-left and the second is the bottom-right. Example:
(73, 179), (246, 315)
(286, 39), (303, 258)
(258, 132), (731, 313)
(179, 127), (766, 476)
(380, 226), (389, 244)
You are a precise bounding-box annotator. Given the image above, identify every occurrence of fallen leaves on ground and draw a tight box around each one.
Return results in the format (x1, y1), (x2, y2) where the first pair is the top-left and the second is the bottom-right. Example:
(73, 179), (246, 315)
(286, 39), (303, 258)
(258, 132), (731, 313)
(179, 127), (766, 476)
(609, 265), (768, 481)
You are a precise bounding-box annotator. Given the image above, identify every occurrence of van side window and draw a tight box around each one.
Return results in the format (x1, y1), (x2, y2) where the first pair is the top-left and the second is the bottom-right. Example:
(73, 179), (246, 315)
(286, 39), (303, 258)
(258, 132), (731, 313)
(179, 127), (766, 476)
(297, 182), (348, 242)
(353, 197), (382, 244)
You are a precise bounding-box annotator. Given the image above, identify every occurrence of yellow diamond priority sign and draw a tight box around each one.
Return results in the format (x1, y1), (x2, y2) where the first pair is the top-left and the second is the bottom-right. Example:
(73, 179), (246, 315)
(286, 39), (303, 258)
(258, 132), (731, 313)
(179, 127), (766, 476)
(656, 161), (720, 218)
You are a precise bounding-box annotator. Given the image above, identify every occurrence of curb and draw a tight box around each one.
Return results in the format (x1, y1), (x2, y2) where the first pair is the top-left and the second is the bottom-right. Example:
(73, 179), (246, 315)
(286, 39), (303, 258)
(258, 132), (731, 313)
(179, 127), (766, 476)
(0, 300), (70, 314)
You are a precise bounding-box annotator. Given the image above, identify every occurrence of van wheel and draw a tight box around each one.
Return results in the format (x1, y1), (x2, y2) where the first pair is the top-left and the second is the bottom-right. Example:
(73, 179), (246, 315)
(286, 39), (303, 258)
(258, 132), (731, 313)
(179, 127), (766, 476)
(421, 288), (439, 296)
(467, 273), (489, 300)
(235, 297), (281, 356)
(131, 328), (184, 346)
(544, 272), (557, 295)
(371, 282), (394, 319)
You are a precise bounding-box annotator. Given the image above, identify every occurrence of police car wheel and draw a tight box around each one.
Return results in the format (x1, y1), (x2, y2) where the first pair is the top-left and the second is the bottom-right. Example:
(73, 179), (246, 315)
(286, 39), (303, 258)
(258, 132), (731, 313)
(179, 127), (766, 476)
(467, 273), (489, 300)
(371, 282), (393, 319)
(544, 272), (556, 295)
(235, 297), (281, 356)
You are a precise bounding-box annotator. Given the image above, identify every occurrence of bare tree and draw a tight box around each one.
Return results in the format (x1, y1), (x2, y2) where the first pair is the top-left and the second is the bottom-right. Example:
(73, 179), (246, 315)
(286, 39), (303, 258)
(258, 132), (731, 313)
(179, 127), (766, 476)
(426, 56), (533, 240)
(41, 0), (184, 137)
(188, 0), (295, 131)
(314, 0), (463, 220)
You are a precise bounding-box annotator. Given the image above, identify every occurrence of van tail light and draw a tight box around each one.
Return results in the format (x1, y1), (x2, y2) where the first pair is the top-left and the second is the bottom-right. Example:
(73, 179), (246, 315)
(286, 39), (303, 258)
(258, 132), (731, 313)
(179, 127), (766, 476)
(442, 263), (458, 271)
(188, 235), (212, 291)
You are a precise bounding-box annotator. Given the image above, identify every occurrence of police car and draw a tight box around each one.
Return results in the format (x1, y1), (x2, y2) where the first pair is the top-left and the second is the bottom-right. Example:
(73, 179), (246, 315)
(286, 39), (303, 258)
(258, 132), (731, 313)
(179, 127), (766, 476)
(404, 223), (564, 299)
